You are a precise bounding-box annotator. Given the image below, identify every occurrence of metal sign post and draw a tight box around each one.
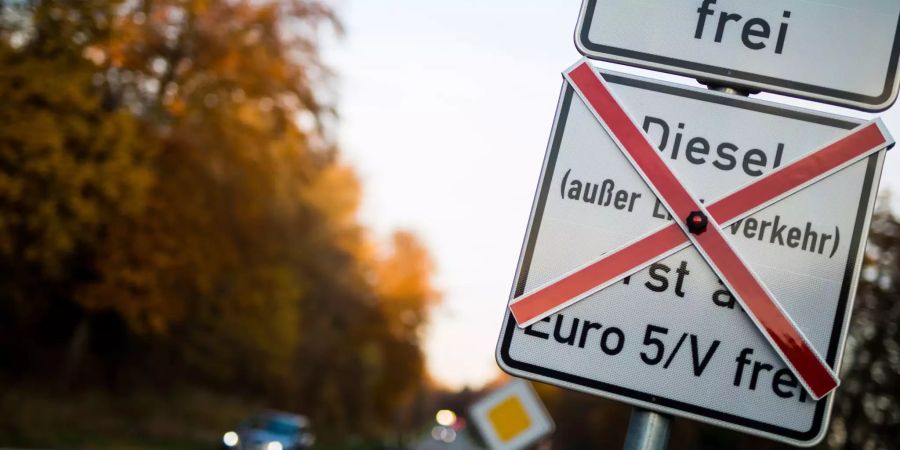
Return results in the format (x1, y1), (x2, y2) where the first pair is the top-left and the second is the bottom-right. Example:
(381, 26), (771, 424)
(623, 409), (671, 450)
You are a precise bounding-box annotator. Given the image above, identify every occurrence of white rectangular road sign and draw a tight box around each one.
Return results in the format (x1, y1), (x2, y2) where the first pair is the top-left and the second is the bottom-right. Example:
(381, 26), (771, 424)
(575, 0), (900, 111)
(496, 67), (889, 446)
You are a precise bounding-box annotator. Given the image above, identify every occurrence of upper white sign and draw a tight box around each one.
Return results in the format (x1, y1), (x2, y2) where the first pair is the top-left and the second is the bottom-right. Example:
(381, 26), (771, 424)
(575, 0), (900, 111)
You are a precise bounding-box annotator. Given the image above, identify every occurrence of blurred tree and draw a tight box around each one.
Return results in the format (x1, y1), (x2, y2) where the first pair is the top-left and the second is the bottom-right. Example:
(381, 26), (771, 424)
(0, 0), (154, 378)
(370, 232), (440, 423)
(375, 232), (440, 341)
(0, 0), (440, 442)
(828, 202), (900, 450)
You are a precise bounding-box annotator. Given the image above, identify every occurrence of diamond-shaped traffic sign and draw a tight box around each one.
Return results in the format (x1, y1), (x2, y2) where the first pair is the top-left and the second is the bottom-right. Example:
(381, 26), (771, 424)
(470, 380), (554, 450)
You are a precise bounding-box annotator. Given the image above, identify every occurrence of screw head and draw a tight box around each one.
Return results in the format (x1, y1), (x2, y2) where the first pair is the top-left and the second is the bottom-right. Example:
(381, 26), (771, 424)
(686, 211), (708, 235)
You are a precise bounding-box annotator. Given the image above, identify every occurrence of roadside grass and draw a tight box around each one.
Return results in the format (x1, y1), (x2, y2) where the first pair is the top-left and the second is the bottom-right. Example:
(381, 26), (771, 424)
(0, 386), (263, 450)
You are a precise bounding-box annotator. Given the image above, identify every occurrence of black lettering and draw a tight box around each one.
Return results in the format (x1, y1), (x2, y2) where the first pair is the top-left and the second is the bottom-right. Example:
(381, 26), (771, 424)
(627, 192), (641, 212)
(600, 327), (625, 355)
(598, 179), (615, 206)
(757, 219), (770, 241)
(653, 199), (671, 220)
(773, 143), (784, 168)
(743, 149), (767, 176)
(524, 317), (551, 339)
(567, 179), (582, 200)
(820, 232), (833, 255)
(712, 283), (736, 309)
(695, 0), (717, 39)
(674, 261), (690, 298)
(741, 18), (770, 50)
(750, 361), (774, 390)
(743, 218), (758, 239)
(728, 219), (742, 235)
(715, 12), (743, 43)
(685, 137), (710, 164)
(645, 263), (670, 292)
(694, 3), (790, 55)
(561, 168), (570, 199)
(770, 215), (786, 245)
(614, 190), (629, 209)
(734, 348), (753, 387)
(582, 183), (598, 204)
(775, 11), (791, 54)
(643, 116), (670, 151)
(578, 321), (603, 348)
(799, 385), (810, 403)
(801, 222), (818, 252)
(553, 315), (579, 346)
(641, 325), (669, 365)
(787, 227), (801, 248)
(772, 368), (797, 399)
(714, 142), (738, 170)
(690, 335), (720, 377)
(671, 123), (686, 159)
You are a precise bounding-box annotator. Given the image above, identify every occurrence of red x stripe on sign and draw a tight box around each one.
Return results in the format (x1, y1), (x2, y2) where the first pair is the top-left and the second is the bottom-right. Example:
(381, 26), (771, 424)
(508, 60), (894, 400)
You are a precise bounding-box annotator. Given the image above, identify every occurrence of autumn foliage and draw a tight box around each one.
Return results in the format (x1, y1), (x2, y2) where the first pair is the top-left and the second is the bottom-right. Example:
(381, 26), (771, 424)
(0, 0), (438, 439)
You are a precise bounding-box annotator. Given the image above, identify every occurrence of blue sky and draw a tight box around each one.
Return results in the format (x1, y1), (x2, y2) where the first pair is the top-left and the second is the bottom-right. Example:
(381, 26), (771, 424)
(323, 1), (900, 389)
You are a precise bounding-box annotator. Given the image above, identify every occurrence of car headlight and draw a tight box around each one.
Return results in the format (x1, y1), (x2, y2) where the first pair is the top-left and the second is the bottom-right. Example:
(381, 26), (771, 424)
(266, 442), (283, 450)
(223, 431), (240, 447)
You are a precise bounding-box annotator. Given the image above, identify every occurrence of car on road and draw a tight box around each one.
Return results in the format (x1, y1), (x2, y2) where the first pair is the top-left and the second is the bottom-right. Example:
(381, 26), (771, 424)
(222, 411), (315, 450)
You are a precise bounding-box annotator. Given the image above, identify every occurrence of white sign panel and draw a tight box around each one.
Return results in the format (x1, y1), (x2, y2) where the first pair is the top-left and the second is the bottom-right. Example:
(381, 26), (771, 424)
(496, 68), (888, 446)
(469, 379), (554, 450)
(575, 0), (900, 111)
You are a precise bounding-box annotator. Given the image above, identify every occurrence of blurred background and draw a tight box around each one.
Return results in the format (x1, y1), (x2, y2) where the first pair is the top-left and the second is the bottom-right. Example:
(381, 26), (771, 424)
(0, 1), (897, 449)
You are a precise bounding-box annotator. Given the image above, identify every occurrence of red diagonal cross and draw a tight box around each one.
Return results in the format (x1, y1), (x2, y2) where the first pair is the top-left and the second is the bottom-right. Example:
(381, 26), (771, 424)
(510, 117), (889, 326)
(509, 60), (893, 400)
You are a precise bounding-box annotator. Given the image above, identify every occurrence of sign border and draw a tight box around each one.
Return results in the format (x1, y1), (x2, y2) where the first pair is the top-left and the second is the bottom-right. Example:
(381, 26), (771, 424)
(574, 0), (900, 112)
(496, 70), (884, 446)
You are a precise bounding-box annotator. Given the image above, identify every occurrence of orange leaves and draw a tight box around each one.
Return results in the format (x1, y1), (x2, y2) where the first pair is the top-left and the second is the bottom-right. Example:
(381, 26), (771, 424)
(0, 1), (438, 436)
(0, 44), (153, 278)
(374, 232), (441, 341)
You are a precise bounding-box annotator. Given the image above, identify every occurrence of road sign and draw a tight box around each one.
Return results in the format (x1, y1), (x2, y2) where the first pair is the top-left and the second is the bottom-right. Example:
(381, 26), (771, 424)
(469, 379), (554, 450)
(513, 61), (891, 400)
(496, 64), (892, 446)
(574, 0), (900, 111)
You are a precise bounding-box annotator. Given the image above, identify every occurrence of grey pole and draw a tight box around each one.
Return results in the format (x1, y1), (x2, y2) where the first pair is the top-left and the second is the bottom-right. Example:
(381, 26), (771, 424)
(623, 408), (671, 450)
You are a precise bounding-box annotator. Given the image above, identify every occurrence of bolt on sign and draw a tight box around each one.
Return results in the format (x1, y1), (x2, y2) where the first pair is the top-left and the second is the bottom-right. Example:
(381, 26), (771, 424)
(574, 0), (900, 111)
(495, 64), (893, 446)
(469, 379), (554, 450)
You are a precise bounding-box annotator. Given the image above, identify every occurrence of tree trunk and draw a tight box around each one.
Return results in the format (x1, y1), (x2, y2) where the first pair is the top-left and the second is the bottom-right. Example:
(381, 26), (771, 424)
(58, 317), (89, 390)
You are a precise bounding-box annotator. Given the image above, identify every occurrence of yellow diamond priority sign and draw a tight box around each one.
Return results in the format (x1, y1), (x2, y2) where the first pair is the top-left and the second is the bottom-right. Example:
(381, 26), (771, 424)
(488, 396), (531, 441)
(470, 379), (554, 450)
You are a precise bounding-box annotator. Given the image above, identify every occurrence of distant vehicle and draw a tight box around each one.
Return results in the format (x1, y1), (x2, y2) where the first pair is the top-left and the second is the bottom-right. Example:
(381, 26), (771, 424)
(222, 411), (315, 450)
